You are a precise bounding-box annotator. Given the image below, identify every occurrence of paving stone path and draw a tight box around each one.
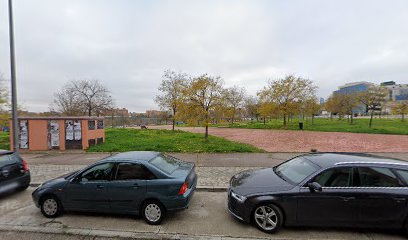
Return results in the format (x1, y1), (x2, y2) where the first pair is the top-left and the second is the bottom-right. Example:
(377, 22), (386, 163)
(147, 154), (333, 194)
(151, 125), (408, 152)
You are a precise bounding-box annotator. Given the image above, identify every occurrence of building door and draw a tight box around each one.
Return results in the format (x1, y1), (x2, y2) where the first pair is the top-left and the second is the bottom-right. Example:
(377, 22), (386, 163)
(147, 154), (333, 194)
(48, 120), (60, 150)
(65, 120), (82, 149)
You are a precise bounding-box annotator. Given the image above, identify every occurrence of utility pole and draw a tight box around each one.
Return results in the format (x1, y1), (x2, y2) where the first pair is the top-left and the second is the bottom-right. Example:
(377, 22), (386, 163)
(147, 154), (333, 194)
(8, 0), (19, 151)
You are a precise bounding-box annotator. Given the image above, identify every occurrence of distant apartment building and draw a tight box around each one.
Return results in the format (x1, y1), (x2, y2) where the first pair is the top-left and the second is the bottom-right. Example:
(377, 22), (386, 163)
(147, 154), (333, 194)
(103, 108), (129, 117)
(381, 81), (408, 101)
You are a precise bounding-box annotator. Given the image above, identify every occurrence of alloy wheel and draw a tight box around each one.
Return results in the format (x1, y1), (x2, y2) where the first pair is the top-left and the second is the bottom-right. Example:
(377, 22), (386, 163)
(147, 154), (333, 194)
(254, 205), (278, 231)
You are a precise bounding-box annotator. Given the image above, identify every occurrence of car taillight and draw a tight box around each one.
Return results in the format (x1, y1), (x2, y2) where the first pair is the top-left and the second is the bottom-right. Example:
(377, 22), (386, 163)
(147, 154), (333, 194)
(178, 181), (188, 195)
(22, 160), (28, 172)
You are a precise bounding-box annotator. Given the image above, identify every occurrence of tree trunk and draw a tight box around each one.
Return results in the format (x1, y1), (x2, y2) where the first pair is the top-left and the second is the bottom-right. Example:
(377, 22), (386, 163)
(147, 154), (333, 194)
(263, 117), (266, 125)
(88, 108), (92, 117)
(283, 114), (287, 128)
(330, 113), (333, 120)
(402, 113), (405, 122)
(350, 112), (353, 124)
(312, 115), (314, 125)
(205, 125), (209, 140)
(172, 109), (176, 131)
(369, 110), (374, 128)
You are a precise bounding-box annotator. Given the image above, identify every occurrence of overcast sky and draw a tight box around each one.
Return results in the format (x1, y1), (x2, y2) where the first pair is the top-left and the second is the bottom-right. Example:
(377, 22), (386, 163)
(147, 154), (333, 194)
(0, 0), (408, 112)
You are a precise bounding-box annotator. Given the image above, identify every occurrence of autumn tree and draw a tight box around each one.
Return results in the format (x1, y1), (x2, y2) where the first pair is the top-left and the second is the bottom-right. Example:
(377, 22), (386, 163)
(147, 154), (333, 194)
(257, 102), (278, 124)
(392, 101), (408, 121)
(222, 86), (246, 125)
(181, 74), (224, 140)
(53, 79), (114, 116)
(324, 94), (341, 119)
(304, 98), (321, 124)
(155, 70), (188, 130)
(258, 75), (317, 128)
(337, 93), (360, 124)
(359, 86), (387, 128)
(244, 96), (260, 121)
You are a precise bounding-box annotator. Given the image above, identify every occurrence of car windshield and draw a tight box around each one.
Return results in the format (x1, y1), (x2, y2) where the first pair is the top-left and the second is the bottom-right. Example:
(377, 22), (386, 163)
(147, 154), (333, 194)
(149, 155), (180, 174)
(274, 157), (320, 184)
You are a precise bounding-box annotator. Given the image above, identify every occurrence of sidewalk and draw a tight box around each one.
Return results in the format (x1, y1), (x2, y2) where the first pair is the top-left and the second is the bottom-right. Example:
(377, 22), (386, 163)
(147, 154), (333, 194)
(29, 164), (257, 191)
(25, 152), (408, 190)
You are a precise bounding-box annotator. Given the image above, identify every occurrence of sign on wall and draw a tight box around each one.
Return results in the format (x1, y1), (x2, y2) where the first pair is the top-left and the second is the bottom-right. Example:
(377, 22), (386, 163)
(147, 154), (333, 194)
(49, 121), (59, 147)
(65, 120), (74, 140)
(19, 120), (28, 149)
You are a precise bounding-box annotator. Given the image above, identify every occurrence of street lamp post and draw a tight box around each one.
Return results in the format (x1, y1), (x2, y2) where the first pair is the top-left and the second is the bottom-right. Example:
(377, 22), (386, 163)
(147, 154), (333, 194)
(8, 0), (19, 151)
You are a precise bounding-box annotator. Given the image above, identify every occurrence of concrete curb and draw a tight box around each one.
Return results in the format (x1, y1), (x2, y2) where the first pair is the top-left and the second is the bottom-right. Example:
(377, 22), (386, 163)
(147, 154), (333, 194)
(0, 224), (296, 240)
(28, 183), (228, 192)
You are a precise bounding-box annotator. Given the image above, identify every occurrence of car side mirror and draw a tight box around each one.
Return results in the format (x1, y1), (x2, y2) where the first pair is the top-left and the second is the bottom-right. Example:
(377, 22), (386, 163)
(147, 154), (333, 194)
(308, 182), (322, 192)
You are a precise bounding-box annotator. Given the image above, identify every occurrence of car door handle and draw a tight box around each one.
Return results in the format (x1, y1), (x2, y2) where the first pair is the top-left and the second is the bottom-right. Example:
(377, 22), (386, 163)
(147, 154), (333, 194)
(96, 184), (105, 190)
(131, 183), (139, 189)
(342, 197), (355, 201)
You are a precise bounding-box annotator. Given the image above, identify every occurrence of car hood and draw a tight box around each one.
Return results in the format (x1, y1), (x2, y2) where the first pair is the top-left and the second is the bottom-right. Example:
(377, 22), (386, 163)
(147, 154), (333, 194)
(230, 168), (294, 196)
(40, 171), (75, 188)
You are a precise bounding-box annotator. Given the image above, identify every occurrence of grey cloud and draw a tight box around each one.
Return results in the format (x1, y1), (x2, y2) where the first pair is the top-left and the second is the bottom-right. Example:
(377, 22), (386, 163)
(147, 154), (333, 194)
(0, 0), (407, 112)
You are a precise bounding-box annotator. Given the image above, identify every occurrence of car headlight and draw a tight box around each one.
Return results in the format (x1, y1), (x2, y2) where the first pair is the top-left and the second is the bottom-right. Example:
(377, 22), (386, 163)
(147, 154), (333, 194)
(231, 191), (247, 203)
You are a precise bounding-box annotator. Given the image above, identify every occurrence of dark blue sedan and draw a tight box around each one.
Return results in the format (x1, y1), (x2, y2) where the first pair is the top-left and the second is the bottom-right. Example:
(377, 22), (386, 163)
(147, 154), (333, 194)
(32, 151), (197, 224)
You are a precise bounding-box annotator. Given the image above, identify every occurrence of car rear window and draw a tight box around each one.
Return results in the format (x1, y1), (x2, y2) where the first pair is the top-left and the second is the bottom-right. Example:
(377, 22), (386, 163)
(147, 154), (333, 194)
(149, 155), (179, 174)
(0, 154), (11, 162)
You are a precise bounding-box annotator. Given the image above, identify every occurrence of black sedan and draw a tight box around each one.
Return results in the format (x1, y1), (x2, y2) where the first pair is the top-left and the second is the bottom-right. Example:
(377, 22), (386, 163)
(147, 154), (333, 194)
(0, 150), (30, 194)
(228, 153), (408, 233)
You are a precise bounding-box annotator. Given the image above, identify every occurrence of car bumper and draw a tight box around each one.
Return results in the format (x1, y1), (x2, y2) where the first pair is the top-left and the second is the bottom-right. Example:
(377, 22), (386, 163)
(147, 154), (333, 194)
(166, 179), (197, 212)
(0, 171), (30, 193)
(227, 189), (251, 223)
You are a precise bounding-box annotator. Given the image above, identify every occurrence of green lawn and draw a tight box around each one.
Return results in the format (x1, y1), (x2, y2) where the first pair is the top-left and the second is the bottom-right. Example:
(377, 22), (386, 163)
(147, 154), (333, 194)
(214, 118), (408, 135)
(0, 131), (9, 150)
(88, 128), (263, 153)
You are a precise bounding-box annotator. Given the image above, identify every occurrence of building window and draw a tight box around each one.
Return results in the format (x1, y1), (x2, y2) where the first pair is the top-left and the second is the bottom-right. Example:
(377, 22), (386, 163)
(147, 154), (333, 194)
(88, 120), (95, 130)
(97, 120), (104, 129)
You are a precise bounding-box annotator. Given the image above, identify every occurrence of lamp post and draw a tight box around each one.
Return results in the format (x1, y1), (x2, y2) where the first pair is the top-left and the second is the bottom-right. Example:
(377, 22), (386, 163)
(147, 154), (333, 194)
(8, 0), (19, 151)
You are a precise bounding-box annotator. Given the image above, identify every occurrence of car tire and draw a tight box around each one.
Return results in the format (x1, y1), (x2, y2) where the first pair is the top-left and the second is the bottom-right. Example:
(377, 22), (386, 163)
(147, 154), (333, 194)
(253, 203), (283, 233)
(142, 200), (165, 225)
(40, 195), (63, 218)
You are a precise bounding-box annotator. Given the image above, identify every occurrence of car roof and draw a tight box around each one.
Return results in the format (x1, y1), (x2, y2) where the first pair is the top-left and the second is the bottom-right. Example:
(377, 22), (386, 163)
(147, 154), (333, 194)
(302, 153), (408, 168)
(100, 151), (161, 162)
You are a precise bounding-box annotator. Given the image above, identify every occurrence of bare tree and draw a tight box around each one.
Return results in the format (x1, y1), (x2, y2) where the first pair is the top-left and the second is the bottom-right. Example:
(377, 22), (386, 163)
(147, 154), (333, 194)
(155, 70), (188, 130)
(222, 86), (246, 125)
(244, 95), (260, 121)
(53, 79), (114, 116)
(52, 83), (85, 116)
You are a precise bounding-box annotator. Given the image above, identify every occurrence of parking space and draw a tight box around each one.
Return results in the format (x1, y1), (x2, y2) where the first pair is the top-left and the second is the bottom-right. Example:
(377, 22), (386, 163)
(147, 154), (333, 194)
(0, 188), (405, 240)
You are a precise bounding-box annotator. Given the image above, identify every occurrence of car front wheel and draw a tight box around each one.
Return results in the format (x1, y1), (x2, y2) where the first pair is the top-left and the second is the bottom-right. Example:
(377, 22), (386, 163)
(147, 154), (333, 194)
(40, 195), (63, 218)
(253, 204), (283, 233)
(142, 200), (165, 225)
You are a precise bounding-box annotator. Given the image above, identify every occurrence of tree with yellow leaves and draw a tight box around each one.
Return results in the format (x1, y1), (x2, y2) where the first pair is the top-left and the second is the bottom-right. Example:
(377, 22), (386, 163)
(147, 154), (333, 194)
(180, 74), (224, 140)
(258, 75), (317, 128)
(392, 101), (408, 122)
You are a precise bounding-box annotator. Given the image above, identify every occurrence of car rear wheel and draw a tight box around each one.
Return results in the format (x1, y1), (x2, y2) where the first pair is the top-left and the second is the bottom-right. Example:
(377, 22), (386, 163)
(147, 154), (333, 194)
(253, 204), (283, 233)
(142, 200), (165, 225)
(40, 195), (62, 218)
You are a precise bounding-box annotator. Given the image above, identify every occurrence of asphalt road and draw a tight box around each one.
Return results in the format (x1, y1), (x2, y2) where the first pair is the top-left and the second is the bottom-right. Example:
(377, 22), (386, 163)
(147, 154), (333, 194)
(0, 188), (405, 240)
